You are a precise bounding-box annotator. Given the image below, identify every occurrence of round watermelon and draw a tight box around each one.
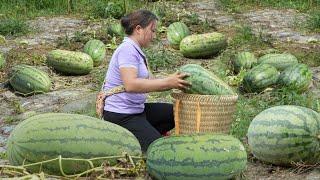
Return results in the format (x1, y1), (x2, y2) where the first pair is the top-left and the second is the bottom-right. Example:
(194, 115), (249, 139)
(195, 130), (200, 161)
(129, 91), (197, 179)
(107, 23), (125, 37)
(167, 22), (190, 49)
(247, 105), (320, 166)
(83, 39), (106, 66)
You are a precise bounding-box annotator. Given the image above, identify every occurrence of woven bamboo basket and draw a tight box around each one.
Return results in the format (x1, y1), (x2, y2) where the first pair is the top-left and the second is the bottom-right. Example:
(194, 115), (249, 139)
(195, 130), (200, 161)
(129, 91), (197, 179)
(171, 92), (238, 135)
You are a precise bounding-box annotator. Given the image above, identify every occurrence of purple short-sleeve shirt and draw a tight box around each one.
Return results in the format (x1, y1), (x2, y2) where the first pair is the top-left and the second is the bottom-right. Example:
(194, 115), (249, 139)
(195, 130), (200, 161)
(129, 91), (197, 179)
(103, 37), (149, 114)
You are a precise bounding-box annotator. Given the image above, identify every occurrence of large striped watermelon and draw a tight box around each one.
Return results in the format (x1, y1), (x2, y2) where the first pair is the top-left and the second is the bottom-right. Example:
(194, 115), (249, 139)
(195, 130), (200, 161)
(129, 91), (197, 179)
(83, 39), (106, 66)
(9, 65), (51, 95)
(233, 51), (257, 73)
(247, 105), (320, 166)
(167, 22), (190, 49)
(7, 113), (142, 175)
(146, 134), (247, 180)
(46, 49), (93, 75)
(242, 64), (279, 93)
(180, 32), (227, 58)
(258, 53), (298, 71)
(278, 63), (313, 93)
(179, 64), (235, 95)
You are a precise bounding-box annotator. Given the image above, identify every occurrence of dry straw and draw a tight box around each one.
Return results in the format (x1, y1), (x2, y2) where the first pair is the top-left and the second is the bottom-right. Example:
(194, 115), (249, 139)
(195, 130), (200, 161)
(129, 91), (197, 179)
(171, 92), (238, 135)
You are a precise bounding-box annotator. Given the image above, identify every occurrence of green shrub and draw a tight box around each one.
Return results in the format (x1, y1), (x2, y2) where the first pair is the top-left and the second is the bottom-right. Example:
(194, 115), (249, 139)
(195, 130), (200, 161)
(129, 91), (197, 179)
(0, 19), (29, 36)
(307, 10), (320, 32)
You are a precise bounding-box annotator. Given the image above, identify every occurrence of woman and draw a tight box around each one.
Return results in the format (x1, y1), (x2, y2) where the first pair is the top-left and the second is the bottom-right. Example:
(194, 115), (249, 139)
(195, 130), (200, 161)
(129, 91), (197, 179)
(103, 10), (190, 152)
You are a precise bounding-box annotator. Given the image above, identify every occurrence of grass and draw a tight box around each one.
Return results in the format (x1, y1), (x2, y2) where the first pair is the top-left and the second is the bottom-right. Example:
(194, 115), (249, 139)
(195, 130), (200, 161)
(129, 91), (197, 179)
(90, 66), (108, 90)
(228, 25), (273, 53)
(145, 43), (182, 73)
(293, 10), (320, 33)
(231, 87), (320, 138)
(219, 0), (320, 34)
(0, 0), (145, 37)
(306, 10), (320, 32)
(292, 50), (320, 67)
(0, 0), (202, 37)
(5, 46), (48, 66)
(219, 0), (320, 13)
(0, 0), (145, 19)
(0, 19), (30, 36)
(0, 0), (96, 18)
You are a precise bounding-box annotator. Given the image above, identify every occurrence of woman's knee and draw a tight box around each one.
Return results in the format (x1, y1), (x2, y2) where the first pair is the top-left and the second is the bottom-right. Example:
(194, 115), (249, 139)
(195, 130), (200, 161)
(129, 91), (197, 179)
(133, 128), (161, 152)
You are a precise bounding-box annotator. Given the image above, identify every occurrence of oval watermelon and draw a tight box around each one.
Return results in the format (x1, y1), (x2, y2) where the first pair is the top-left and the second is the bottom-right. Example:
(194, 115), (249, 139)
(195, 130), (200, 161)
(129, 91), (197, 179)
(179, 64), (235, 95)
(46, 49), (93, 75)
(247, 105), (320, 166)
(258, 53), (298, 71)
(180, 32), (227, 58)
(7, 113), (142, 175)
(147, 134), (247, 180)
(9, 65), (51, 95)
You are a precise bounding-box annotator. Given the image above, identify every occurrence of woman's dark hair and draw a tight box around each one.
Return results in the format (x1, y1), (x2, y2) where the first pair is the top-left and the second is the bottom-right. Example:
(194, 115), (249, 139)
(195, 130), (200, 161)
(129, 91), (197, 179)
(120, 10), (158, 35)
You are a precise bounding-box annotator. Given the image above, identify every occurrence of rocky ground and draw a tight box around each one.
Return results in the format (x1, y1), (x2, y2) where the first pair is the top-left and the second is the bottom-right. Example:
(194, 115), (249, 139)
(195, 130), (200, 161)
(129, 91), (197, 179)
(0, 0), (319, 179)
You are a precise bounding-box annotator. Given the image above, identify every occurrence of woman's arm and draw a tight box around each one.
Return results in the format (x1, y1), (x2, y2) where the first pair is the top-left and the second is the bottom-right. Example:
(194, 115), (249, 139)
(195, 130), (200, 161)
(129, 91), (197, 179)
(120, 67), (190, 93)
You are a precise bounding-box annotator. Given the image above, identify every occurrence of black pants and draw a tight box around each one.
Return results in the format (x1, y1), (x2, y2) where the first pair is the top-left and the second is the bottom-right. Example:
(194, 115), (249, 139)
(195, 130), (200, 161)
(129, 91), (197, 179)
(103, 103), (175, 152)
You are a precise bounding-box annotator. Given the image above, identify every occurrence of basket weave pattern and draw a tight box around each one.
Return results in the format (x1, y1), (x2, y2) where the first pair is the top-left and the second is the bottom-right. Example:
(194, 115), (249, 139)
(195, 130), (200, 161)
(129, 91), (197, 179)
(171, 93), (238, 134)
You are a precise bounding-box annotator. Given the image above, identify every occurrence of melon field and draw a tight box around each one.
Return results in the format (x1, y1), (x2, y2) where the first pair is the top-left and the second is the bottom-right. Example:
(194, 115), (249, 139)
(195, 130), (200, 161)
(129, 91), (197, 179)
(0, 0), (319, 179)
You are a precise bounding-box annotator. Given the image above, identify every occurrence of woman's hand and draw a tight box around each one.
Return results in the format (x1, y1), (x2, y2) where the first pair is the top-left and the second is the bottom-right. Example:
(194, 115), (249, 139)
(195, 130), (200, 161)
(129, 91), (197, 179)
(165, 72), (191, 91)
(120, 67), (191, 93)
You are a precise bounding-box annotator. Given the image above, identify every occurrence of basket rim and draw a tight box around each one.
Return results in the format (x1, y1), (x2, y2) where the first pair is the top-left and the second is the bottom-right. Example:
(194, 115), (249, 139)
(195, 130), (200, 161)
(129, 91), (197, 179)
(171, 92), (238, 100)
